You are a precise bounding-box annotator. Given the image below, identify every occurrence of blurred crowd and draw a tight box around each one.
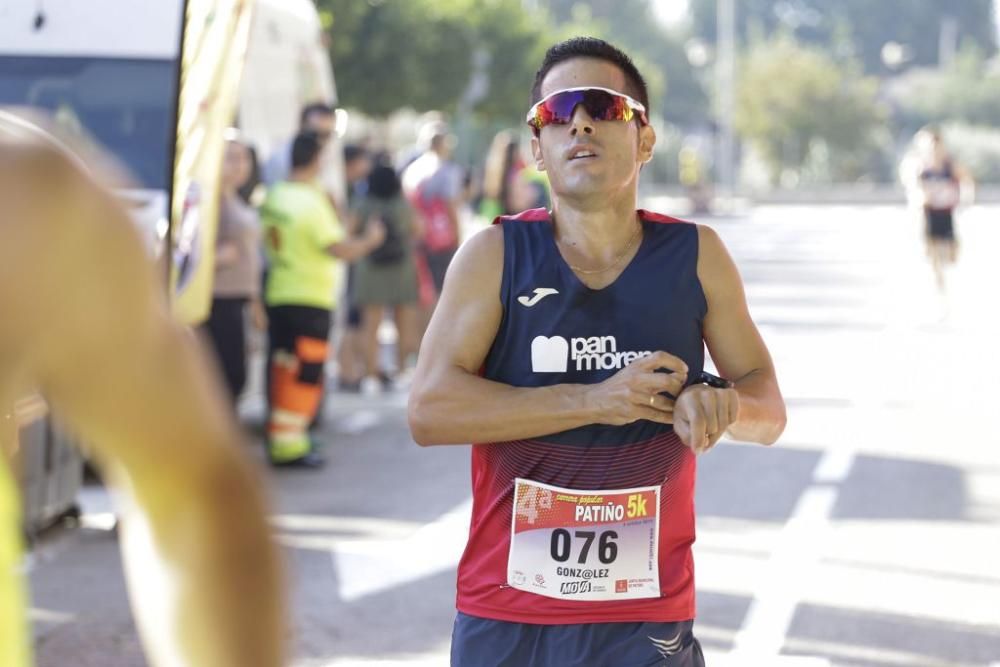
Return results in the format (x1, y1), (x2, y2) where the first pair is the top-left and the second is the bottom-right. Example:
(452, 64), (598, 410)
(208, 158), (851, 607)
(201, 102), (550, 467)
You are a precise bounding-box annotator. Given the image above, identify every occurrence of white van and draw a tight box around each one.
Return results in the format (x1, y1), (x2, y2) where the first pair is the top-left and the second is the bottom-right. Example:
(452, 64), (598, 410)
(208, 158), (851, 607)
(0, 0), (184, 251)
(0, 0), (341, 530)
(0, 0), (341, 262)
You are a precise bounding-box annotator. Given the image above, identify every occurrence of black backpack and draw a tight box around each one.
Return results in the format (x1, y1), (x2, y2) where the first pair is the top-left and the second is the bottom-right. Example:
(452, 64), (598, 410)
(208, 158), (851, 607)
(367, 208), (405, 265)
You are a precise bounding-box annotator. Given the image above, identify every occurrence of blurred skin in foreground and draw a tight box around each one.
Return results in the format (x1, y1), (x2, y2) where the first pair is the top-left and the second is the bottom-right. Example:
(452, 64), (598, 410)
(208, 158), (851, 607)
(0, 114), (284, 666)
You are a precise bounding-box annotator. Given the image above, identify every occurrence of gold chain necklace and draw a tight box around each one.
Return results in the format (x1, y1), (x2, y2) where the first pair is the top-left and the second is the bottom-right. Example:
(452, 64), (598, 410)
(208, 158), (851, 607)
(556, 222), (643, 275)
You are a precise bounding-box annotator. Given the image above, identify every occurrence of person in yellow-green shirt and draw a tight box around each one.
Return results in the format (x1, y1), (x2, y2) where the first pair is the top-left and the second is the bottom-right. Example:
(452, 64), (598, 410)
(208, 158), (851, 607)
(261, 131), (384, 467)
(0, 115), (284, 666)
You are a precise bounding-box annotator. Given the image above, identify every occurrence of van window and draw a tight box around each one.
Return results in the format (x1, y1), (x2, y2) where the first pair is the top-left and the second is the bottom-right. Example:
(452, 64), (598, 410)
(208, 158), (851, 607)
(0, 56), (177, 190)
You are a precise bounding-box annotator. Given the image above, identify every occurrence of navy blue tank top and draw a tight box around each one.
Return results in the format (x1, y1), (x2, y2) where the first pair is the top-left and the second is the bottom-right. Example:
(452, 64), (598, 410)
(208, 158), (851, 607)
(484, 208), (707, 445)
(457, 208), (709, 625)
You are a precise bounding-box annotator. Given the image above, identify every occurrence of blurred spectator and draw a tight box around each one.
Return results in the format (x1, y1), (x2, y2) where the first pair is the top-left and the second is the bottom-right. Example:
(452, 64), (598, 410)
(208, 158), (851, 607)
(203, 132), (266, 408)
(260, 132), (384, 467)
(261, 102), (339, 196)
(353, 158), (420, 394)
(336, 144), (375, 392)
(401, 121), (463, 328)
(479, 129), (549, 220)
(902, 126), (975, 292)
(260, 104), (340, 420)
(678, 143), (711, 214)
(237, 142), (263, 205)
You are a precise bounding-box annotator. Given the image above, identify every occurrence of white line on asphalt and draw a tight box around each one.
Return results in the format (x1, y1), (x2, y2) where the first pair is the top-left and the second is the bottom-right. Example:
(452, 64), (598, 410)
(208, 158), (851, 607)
(729, 446), (855, 662)
(812, 448), (855, 484)
(27, 608), (75, 624)
(332, 498), (472, 602)
(336, 409), (381, 435)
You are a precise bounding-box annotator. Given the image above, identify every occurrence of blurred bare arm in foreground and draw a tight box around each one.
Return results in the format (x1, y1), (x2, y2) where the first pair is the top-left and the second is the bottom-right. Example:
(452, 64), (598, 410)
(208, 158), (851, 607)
(0, 135), (284, 666)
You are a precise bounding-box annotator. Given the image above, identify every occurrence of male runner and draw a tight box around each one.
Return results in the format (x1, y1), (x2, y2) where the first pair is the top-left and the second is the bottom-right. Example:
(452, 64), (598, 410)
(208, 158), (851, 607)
(0, 115), (284, 665)
(408, 37), (786, 666)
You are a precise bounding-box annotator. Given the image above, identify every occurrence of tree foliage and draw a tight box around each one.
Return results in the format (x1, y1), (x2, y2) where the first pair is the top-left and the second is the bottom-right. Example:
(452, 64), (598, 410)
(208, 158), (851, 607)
(318, 0), (552, 124)
(319, 0), (473, 117)
(689, 0), (996, 74)
(735, 36), (884, 182)
(318, 0), (709, 127)
(540, 0), (709, 126)
(889, 46), (1000, 134)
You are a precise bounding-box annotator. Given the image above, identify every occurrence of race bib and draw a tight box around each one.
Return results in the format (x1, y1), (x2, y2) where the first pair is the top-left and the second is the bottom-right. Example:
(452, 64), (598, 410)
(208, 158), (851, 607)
(507, 478), (660, 601)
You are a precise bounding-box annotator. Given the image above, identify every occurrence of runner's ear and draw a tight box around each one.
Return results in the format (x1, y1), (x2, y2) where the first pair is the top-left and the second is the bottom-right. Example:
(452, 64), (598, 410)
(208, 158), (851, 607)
(638, 124), (656, 164)
(531, 134), (546, 172)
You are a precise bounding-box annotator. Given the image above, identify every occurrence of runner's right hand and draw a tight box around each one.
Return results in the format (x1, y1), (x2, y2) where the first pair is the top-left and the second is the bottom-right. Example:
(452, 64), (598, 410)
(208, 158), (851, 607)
(588, 351), (688, 426)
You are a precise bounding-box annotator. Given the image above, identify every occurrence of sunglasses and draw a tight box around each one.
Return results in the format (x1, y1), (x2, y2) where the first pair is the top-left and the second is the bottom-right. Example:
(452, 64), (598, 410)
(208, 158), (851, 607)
(526, 86), (649, 134)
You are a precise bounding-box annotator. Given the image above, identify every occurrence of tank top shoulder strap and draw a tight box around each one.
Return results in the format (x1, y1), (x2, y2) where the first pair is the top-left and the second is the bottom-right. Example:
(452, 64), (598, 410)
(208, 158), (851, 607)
(493, 208), (552, 309)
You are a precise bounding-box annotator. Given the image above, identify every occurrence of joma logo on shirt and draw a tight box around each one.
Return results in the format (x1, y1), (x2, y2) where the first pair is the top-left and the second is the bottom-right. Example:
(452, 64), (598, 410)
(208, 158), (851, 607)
(531, 335), (651, 373)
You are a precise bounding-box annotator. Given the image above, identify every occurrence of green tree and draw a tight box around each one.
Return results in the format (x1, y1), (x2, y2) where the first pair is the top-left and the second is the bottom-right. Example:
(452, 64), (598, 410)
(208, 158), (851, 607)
(735, 36), (884, 182)
(890, 45), (1000, 134)
(690, 0), (996, 74)
(317, 0), (550, 125)
(435, 0), (550, 123)
(318, 0), (474, 117)
(539, 0), (709, 126)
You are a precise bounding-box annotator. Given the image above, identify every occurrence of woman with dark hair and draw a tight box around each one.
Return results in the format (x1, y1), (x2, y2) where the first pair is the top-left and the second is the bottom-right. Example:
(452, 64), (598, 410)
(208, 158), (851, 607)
(479, 129), (550, 220)
(204, 133), (267, 408)
(353, 157), (420, 393)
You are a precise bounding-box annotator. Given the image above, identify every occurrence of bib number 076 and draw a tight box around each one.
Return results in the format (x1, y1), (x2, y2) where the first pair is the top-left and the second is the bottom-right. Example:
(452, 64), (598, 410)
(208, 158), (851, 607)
(550, 529), (618, 565)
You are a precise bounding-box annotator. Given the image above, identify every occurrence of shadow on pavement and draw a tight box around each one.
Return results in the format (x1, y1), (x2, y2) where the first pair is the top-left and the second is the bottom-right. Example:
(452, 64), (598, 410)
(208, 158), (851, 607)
(786, 602), (1000, 666)
(698, 443), (972, 523)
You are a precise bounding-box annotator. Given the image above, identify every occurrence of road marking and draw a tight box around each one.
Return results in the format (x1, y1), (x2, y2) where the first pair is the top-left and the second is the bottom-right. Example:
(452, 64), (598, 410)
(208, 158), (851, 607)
(812, 447), (855, 484)
(27, 608), (75, 625)
(336, 410), (381, 435)
(331, 498), (472, 602)
(730, 447), (854, 661)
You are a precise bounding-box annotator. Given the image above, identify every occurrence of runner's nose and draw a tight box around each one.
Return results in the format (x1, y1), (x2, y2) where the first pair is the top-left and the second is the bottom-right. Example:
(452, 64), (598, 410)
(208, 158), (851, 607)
(569, 106), (595, 136)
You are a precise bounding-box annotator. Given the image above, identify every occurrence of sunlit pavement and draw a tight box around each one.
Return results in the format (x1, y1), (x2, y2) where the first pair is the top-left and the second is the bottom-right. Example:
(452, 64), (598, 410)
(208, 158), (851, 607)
(27, 203), (1000, 666)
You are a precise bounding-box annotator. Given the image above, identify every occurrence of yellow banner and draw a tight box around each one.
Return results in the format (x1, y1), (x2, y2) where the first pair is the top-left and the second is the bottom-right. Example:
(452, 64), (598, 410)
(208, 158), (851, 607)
(171, 0), (255, 324)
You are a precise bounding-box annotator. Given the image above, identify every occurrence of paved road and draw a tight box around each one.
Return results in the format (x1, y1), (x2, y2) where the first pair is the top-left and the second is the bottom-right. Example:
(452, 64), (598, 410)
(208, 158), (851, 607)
(27, 203), (1000, 666)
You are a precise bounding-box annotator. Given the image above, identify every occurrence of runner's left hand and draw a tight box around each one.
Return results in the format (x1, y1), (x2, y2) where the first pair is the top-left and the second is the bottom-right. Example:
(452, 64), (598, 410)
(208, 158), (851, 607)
(673, 384), (739, 454)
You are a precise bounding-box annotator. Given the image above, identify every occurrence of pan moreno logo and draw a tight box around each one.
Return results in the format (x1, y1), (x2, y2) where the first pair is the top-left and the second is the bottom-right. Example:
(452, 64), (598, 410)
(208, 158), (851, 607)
(531, 335), (651, 373)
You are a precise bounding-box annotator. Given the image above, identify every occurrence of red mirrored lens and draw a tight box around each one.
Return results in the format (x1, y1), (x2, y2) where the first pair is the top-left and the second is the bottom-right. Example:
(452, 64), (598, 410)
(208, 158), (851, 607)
(530, 89), (636, 130)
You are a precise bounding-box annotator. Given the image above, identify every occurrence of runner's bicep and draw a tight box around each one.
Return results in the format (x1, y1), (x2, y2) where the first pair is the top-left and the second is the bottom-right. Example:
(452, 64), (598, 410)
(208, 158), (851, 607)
(415, 227), (504, 379)
(697, 225), (774, 382)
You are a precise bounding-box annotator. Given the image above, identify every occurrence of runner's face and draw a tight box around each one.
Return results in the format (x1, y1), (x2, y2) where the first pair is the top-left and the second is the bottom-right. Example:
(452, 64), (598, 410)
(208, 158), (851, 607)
(531, 58), (655, 204)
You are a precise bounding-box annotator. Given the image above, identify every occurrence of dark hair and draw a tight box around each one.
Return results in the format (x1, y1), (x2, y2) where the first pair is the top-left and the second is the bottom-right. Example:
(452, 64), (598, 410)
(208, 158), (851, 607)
(291, 131), (323, 170)
(531, 37), (649, 113)
(367, 164), (401, 199)
(299, 102), (335, 128)
(343, 143), (368, 164)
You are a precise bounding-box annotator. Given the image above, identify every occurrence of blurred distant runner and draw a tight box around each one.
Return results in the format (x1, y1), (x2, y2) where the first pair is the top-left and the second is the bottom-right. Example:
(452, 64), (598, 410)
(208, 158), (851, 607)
(408, 38), (786, 666)
(0, 114), (283, 666)
(260, 131), (384, 467)
(902, 127), (975, 293)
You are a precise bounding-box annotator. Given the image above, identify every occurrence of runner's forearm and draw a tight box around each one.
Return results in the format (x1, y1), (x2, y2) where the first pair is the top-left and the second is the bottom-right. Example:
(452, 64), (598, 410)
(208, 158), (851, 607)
(408, 368), (596, 445)
(725, 369), (785, 445)
(120, 453), (284, 667)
